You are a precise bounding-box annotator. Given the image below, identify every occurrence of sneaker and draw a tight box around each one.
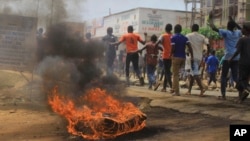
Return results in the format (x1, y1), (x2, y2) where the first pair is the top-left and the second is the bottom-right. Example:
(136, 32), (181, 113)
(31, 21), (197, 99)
(218, 96), (226, 100)
(139, 77), (144, 86)
(169, 89), (175, 93)
(172, 93), (180, 96)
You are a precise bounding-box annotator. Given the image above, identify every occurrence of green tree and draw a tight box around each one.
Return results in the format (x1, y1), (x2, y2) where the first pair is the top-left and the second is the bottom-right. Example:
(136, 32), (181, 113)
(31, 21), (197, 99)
(182, 27), (221, 40)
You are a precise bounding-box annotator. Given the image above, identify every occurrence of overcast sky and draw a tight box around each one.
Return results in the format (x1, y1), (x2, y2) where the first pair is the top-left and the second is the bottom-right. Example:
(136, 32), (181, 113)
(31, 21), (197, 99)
(0, 0), (195, 27)
(81, 0), (193, 20)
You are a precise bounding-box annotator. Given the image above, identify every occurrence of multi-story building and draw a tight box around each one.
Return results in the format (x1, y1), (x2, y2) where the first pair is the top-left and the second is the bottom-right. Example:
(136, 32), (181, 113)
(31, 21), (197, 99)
(198, 0), (250, 27)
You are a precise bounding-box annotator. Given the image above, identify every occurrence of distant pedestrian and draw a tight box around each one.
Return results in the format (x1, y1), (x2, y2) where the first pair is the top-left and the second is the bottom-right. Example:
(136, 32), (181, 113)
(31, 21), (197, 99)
(118, 50), (125, 76)
(112, 25), (147, 86)
(157, 53), (165, 81)
(36, 27), (45, 62)
(184, 52), (191, 81)
(206, 50), (219, 86)
(171, 24), (194, 96)
(200, 49), (208, 80)
(85, 32), (92, 42)
(229, 22), (250, 103)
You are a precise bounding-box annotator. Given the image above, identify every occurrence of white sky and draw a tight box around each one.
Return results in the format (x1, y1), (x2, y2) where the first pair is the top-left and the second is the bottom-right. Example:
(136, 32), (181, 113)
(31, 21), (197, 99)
(81, 0), (193, 20)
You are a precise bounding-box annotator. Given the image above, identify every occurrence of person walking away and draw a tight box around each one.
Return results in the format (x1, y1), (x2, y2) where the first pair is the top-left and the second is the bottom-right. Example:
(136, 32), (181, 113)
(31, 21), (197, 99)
(102, 27), (118, 76)
(229, 23), (250, 103)
(219, 55), (234, 88)
(209, 13), (242, 100)
(206, 50), (219, 87)
(200, 50), (208, 80)
(118, 50), (125, 77)
(112, 25), (147, 86)
(171, 24), (194, 96)
(36, 27), (45, 62)
(157, 53), (165, 82)
(139, 34), (162, 90)
(185, 24), (210, 96)
(85, 32), (92, 42)
(184, 52), (191, 87)
(155, 23), (173, 92)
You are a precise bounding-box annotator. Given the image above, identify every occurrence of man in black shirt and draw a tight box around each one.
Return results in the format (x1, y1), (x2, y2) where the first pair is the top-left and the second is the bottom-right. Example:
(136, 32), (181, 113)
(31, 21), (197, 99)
(230, 23), (250, 103)
(102, 27), (118, 75)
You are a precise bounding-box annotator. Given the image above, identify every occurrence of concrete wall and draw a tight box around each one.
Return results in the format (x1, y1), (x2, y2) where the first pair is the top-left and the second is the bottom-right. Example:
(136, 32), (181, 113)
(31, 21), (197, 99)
(0, 14), (37, 71)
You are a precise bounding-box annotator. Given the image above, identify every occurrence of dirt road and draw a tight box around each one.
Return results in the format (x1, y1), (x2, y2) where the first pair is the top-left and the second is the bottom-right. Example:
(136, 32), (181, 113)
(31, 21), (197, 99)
(0, 70), (249, 141)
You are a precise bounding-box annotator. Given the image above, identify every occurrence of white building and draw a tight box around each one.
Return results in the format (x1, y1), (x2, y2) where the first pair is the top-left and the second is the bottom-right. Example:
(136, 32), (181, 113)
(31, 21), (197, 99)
(87, 7), (198, 39)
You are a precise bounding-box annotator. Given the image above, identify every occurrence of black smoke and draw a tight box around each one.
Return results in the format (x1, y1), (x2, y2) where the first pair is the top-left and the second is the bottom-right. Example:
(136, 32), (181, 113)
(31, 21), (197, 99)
(36, 23), (124, 98)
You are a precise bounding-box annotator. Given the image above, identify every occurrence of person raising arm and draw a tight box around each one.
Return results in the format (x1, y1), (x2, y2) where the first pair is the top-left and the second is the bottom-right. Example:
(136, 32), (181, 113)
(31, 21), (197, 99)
(112, 25), (147, 86)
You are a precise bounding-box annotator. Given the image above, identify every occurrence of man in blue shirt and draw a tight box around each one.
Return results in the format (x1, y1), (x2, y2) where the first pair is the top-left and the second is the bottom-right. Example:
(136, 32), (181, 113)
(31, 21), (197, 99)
(171, 24), (194, 96)
(209, 13), (242, 100)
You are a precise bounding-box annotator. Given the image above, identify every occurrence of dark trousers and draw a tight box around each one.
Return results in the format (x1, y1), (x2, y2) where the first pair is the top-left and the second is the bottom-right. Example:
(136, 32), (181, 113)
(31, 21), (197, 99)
(221, 60), (238, 96)
(106, 53), (116, 75)
(208, 72), (217, 85)
(163, 59), (172, 89)
(236, 64), (250, 92)
(126, 53), (141, 79)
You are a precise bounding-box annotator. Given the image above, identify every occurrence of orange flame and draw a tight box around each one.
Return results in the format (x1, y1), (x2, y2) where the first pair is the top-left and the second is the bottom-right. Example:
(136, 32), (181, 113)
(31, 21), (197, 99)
(48, 86), (146, 140)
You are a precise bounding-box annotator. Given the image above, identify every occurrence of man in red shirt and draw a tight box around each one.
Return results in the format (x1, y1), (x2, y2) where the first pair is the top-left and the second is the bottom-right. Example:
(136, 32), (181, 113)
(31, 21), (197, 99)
(113, 25), (147, 86)
(140, 34), (162, 89)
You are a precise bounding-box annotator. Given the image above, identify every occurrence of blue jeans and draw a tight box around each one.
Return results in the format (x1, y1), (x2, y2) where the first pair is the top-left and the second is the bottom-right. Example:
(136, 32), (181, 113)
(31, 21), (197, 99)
(147, 64), (156, 87)
(221, 60), (238, 97)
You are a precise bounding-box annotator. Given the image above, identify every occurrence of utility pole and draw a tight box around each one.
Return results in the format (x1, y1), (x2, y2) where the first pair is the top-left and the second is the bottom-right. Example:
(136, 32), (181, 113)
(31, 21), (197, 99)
(50, 0), (54, 25)
(184, 0), (202, 27)
(109, 8), (111, 15)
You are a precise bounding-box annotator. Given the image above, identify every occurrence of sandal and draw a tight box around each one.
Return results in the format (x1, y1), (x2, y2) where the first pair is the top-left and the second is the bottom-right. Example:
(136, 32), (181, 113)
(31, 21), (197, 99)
(199, 89), (206, 97)
(161, 88), (166, 92)
(240, 90), (249, 102)
(218, 96), (226, 100)
(170, 89), (175, 93)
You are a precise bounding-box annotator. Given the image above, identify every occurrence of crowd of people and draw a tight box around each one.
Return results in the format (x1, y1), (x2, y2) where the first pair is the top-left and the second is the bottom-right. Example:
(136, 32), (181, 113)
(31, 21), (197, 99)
(100, 13), (250, 104)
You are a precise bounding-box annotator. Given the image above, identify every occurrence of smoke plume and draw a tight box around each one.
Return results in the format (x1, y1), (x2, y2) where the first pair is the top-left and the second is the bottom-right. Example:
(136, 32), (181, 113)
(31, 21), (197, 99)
(36, 23), (124, 99)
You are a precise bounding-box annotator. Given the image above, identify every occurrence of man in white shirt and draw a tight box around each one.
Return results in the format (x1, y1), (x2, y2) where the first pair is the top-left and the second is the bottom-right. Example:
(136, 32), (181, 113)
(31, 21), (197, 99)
(185, 24), (210, 96)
